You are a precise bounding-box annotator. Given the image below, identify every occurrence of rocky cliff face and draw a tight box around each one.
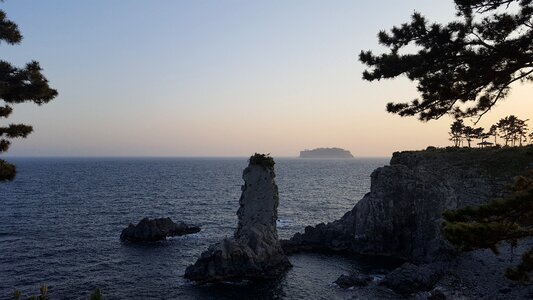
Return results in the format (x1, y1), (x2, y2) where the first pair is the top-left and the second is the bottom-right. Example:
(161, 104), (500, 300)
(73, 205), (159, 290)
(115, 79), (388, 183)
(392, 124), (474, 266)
(184, 160), (291, 283)
(283, 147), (532, 263)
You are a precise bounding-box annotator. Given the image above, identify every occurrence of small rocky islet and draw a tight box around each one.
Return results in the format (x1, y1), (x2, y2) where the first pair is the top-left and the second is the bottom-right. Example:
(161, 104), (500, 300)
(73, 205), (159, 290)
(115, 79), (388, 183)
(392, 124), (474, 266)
(299, 147), (354, 158)
(120, 217), (200, 243)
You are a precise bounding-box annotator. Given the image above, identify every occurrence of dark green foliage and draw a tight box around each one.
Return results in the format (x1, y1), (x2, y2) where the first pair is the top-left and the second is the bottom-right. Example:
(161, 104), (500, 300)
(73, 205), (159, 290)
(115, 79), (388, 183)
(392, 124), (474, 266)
(360, 0), (533, 121)
(442, 170), (533, 281)
(0, 10), (22, 45)
(88, 288), (103, 300)
(507, 248), (533, 281)
(249, 153), (275, 170)
(0, 158), (15, 180)
(0, 60), (57, 105)
(12, 286), (103, 300)
(13, 285), (48, 300)
(13, 290), (21, 300)
(0, 8), (57, 181)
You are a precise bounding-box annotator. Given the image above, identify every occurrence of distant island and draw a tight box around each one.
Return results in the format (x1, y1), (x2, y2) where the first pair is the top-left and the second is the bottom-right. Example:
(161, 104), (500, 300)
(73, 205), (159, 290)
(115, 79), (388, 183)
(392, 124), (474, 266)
(299, 147), (354, 159)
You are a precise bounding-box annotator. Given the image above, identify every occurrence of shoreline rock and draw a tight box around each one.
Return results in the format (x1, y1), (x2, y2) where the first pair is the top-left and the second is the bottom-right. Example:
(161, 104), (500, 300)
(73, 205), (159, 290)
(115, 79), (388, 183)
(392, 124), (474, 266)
(334, 274), (373, 288)
(120, 217), (200, 242)
(380, 262), (449, 294)
(184, 154), (291, 283)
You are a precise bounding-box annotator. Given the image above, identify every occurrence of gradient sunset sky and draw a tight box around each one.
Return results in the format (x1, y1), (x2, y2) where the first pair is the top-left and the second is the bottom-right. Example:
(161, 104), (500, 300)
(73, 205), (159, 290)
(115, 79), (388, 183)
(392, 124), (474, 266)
(3, 1), (532, 157)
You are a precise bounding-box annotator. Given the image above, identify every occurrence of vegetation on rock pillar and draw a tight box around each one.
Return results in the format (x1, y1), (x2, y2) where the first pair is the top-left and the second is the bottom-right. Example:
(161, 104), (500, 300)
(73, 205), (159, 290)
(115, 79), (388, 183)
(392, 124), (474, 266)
(360, 0), (533, 122)
(0, 9), (57, 181)
(249, 153), (275, 170)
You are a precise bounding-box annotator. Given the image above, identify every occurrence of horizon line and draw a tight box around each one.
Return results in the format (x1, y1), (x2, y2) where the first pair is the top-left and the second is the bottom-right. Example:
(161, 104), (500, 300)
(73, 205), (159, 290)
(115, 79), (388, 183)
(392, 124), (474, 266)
(4, 155), (390, 159)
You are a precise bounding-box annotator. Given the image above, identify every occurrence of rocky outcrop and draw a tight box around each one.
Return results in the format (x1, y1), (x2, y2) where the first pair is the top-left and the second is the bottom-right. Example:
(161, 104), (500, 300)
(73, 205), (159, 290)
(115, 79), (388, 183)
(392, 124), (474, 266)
(120, 217), (200, 242)
(283, 148), (530, 263)
(184, 155), (291, 283)
(282, 163), (458, 262)
(334, 274), (372, 288)
(381, 262), (448, 294)
(283, 147), (533, 295)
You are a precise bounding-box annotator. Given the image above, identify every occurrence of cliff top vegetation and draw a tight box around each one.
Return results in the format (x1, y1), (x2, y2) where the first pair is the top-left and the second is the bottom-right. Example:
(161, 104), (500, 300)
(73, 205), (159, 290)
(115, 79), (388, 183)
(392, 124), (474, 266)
(393, 145), (533, 178)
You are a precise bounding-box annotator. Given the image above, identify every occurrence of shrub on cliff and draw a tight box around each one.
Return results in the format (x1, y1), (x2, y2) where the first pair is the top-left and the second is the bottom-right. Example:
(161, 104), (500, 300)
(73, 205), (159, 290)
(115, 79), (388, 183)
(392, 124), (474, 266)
(442, 170), (533, 282)
(12, 286), (102, 300)
(249, 153), (275, 170)
(13, 285), (48, 300)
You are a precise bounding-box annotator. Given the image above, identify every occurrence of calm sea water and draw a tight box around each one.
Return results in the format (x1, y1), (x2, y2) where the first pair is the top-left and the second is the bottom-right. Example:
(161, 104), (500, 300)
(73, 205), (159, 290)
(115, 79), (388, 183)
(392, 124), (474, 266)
(0, 157), (402, 300)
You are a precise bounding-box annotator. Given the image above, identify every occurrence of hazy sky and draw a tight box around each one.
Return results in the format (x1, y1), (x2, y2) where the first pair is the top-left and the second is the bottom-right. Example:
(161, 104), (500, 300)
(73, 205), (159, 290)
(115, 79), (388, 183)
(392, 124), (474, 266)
(2, 1), (532, 157)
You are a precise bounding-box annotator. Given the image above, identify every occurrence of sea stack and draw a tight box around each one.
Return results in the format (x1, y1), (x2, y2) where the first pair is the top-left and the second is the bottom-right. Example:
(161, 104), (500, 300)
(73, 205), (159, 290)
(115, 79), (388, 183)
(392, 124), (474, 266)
(184, 153), (291, 283)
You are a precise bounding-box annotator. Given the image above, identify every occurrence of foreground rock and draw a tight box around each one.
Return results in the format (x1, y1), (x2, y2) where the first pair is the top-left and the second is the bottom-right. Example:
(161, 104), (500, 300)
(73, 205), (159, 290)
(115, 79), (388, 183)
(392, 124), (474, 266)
(283, 147), (533, 296)
(381, 262), (448, 294)
(334, 274), (372, 288)
(120, 217), (200, 242)
(184, 154), (291, 283)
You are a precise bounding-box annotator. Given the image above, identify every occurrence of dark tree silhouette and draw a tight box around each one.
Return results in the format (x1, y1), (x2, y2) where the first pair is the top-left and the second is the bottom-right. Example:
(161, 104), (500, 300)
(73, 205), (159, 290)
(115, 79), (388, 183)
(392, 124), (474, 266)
(0, 9), (57, 181)
(360, 0), (533, 121)
(496, 115), (529, 146)
(449, 119), (465, 147)
(463, 125), (484, 147)
(448, 119), (487, 147)
(477, 130), (492, 148)
(489, 124), (499, 145)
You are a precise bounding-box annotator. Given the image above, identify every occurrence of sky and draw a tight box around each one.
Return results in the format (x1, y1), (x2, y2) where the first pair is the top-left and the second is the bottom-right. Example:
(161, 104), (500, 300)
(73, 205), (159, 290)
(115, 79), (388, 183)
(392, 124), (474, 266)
(2, 1), (532, 157)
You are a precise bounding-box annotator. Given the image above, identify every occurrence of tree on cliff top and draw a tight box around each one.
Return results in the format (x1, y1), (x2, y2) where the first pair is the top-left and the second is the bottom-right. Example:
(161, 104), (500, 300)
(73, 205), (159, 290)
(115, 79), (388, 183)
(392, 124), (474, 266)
(449, 119), (465, 147)
(360, 0), (533, 122)
(0, 9), (57, 181)
(463, 125), (484, 147)
(496, 115), (529, 146)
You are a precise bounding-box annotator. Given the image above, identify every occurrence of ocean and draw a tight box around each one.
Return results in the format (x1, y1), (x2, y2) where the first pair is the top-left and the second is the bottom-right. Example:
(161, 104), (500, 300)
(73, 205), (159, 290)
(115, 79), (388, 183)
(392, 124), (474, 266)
(0, 157), (403, 299)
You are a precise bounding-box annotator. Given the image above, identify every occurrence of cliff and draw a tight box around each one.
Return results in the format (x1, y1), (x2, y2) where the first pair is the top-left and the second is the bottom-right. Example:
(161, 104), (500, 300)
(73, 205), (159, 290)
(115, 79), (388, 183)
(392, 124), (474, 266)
(299, 147), (354, 159)
(283, 146), (533, 296)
